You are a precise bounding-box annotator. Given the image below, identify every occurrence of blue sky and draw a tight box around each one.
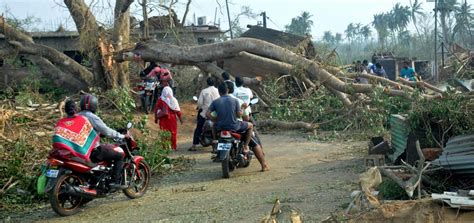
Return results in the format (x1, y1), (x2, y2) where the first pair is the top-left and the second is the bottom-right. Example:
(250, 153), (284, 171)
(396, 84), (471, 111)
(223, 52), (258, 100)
(2, 0), (436, 39)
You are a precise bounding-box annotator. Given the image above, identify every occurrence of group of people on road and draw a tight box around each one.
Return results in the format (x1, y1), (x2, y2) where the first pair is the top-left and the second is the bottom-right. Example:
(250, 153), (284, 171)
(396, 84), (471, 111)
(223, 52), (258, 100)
(53, 66), (269, 191)
(352, 59), (418, 83)
(189, 72), (269, 172)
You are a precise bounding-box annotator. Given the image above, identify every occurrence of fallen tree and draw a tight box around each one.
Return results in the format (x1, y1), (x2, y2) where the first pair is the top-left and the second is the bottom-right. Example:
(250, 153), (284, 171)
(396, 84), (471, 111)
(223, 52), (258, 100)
(115, 38), (439, 104)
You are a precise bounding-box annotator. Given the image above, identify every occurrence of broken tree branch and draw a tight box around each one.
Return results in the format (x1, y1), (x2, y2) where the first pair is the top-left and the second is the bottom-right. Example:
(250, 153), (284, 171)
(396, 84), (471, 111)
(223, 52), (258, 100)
(397, 78), (444, 94)
(257, 119), (317, 132)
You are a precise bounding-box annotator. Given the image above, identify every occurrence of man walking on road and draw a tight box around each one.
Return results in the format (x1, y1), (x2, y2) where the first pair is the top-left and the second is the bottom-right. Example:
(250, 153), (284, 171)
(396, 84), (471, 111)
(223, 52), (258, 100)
(189, 77), (219, 151)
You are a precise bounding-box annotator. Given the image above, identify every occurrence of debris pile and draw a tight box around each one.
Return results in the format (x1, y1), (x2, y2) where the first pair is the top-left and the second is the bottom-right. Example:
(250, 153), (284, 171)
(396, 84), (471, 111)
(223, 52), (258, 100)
(432, 134), (474, 175)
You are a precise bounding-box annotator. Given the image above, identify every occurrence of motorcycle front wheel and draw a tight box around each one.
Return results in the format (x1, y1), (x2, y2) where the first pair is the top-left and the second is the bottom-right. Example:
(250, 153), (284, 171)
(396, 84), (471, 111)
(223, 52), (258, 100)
(48, 174), (84, 216)
(123, 160), (151, 199)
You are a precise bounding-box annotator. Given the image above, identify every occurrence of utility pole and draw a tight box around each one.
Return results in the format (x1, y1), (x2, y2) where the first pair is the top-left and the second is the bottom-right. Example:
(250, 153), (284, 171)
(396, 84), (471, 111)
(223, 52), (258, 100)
(225, 0), (233, 39)
(261, 11), (267, 28)
(434, 0), (438, 83)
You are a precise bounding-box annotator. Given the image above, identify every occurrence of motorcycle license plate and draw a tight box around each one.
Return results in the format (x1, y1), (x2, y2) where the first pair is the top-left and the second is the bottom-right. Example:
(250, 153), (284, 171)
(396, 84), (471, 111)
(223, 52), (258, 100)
(46, 169), (59, 178)
(217, 143), (231, 151)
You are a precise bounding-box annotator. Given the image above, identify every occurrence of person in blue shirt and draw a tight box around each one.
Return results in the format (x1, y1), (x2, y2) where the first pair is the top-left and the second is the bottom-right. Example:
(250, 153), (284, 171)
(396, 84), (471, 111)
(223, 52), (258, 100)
(373, 63), (388, 79)
(400, 62), (417, 81)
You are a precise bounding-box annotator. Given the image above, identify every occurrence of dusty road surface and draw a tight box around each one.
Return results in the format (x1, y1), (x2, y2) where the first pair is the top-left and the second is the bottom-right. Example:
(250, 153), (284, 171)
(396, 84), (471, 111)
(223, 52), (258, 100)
(11, 103), (366, 222)
(14, 132), (365, 222)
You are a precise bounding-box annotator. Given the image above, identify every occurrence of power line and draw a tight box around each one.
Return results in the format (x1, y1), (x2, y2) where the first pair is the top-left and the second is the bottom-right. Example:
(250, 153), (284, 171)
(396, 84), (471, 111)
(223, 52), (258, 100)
(267, 17), (282, 30)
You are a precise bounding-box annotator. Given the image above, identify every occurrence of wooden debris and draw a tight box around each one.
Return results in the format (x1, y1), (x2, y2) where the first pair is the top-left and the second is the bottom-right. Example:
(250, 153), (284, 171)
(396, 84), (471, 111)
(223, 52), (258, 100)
(257, 120), (317, 132)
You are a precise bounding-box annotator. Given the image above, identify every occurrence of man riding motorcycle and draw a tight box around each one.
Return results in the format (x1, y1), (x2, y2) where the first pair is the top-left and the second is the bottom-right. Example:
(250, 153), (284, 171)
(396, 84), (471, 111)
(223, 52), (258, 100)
(77, 94), (129, 189)
(207, 83), (254, 158)
(226, 81), (269, 172)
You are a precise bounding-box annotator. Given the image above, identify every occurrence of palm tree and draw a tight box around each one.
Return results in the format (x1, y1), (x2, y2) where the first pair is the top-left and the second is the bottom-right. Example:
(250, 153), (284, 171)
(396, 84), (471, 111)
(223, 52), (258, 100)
(345, 23), (355, 43)
(392, 3), (411, 31)
(323, 31), (335, 44)
(360, 25), (372, 41)
(335, 33), (342, 44)
(453, 0), (473, 46)
(372, 13), (389, 48)
(285, 11), (314, 36)
(438, 0), (457, 45)
(409, 0), (425, 35)
(386, 12), (398, 43)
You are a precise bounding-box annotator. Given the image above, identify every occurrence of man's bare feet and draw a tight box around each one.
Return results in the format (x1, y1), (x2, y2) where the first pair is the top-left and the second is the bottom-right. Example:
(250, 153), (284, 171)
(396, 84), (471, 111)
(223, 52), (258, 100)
(243, 145), (250, 154)
(261, 164), (270, 172)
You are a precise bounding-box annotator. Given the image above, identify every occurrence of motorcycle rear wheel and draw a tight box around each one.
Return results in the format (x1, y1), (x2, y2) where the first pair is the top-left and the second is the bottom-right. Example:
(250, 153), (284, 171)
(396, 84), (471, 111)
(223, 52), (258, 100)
(222, 156), (231, 178)
(123, 160), (151, 199)
(48, 174), (84, 216)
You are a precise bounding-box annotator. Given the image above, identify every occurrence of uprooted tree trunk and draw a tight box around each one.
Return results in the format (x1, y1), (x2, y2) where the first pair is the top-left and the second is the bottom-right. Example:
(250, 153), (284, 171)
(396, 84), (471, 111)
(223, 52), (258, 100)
(0, 16), (91, 91)
(115, 38), (438, 104)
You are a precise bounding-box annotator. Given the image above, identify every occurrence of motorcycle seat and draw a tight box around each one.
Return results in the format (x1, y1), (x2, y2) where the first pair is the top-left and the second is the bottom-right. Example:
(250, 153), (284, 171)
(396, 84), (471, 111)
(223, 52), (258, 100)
(230, 132), (242, 140)
(70, 157), (97, 168)
(220, 130), (242, 140)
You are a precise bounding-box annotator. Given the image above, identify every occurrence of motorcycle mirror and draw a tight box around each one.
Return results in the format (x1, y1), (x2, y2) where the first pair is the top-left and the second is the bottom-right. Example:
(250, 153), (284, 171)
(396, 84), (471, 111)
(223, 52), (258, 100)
(250, 98), (259, 105)
(126, 122), (133, 129)
(192, 96), (198, 101)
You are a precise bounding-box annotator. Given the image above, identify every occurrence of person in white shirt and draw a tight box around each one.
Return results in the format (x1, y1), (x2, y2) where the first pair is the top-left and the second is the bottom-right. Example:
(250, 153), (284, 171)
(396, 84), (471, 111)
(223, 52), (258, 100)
(233, 76), (254, 115)
(189, 77), (220, 151)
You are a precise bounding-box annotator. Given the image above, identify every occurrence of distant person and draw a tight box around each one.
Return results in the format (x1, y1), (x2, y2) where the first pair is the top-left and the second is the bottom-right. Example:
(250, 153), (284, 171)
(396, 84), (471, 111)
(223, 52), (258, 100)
(400, 62), (417, 81)
(233, 76), (254, 117)
(154, 86), (183, 150)
(221, 71), (236, 89)
(373, 63), (388, 79)
(355, 64), (369, 84)
(363, 59), (374, 74)
(189, 77), (220, 151)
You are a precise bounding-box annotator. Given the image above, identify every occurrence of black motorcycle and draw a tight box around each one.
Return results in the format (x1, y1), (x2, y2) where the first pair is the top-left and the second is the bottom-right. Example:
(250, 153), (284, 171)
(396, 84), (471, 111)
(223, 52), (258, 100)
(218, 97), (261, 178)
(137, 77), (158, 114)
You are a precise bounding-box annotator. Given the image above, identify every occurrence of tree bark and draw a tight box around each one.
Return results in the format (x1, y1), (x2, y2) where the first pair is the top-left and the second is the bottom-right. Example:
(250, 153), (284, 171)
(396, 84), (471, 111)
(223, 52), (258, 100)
(28, 56), (88, 91)
(257, 120), (317, 132)
(139, 0), (149, 39)
(196, 62), (262, 87)
(112, 0), (133, 87)
(64, 0), (106, 88)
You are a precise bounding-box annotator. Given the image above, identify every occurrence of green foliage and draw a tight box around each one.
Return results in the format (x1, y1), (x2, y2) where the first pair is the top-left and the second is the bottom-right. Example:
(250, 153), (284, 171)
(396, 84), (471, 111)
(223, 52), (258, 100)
(407, 89), (473, 147)
(0, 137), (45, 207)
(378, 177), (409, 200)
(139, 131), (172, 171)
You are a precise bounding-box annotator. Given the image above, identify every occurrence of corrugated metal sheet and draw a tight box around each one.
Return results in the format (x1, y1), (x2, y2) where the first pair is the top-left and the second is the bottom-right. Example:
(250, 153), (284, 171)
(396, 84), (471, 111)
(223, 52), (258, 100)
(432, 134), (474, 175)
(388, 114), (409, 162)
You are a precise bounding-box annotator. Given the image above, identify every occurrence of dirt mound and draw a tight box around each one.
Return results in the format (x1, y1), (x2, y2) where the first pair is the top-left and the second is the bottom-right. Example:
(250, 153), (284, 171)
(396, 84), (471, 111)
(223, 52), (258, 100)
(349, 199), (474, 223)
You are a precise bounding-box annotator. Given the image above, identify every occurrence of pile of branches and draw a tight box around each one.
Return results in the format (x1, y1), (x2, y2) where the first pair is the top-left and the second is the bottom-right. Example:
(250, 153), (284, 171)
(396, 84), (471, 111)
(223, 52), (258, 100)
(0, 100), (63, 206)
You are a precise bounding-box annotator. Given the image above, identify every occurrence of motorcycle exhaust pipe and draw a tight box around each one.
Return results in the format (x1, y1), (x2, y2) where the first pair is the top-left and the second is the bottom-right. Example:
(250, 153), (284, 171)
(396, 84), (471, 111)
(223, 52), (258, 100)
(64, 184), (98, 199)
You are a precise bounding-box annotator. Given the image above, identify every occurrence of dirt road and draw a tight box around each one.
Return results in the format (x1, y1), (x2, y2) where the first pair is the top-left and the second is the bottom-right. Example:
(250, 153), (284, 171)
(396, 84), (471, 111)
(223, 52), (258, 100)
(15, 130), (365, 222)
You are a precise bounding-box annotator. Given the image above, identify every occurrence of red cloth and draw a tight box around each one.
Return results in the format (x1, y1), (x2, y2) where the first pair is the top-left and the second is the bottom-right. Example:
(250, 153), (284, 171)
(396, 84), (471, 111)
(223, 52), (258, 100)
(154, 98), (182, 150)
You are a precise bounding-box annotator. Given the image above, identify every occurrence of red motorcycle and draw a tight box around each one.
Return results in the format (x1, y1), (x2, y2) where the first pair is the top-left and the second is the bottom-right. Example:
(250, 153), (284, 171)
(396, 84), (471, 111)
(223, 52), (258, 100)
(44, 123), (150, 216)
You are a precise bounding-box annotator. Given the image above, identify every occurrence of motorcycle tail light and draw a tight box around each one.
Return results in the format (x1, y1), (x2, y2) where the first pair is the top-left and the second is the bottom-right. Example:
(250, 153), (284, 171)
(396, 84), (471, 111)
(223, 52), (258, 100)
(48, 158), (64, 166)
(220, 131), (231, 138)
